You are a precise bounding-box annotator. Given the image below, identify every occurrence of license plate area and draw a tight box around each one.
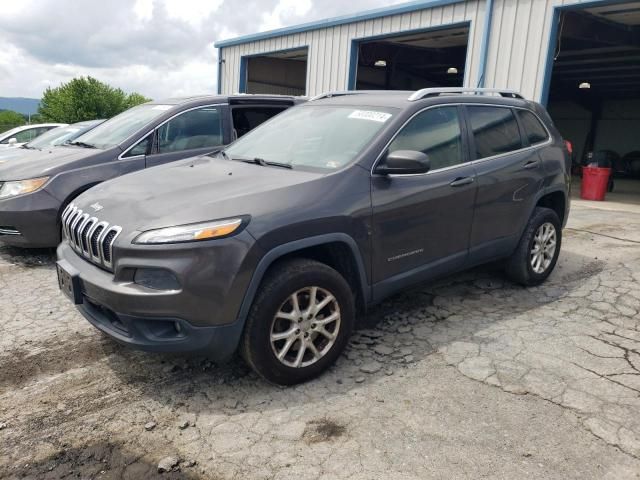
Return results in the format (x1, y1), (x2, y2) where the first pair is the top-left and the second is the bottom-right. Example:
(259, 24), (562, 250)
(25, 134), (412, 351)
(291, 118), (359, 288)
(57, 262), (83, 305)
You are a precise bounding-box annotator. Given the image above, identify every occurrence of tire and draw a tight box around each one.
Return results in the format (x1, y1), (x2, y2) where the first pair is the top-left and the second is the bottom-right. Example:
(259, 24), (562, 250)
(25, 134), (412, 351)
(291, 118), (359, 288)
(505, 207), (562, 286)
(240, 258), (355, 385)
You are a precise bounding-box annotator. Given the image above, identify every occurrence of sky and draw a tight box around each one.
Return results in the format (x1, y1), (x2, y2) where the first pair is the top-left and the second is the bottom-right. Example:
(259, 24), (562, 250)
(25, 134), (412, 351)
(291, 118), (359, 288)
(0, 0), (405, 100)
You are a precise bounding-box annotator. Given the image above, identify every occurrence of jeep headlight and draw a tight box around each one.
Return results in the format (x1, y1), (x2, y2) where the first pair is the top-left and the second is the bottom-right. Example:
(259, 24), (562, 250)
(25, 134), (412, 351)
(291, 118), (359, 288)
(133, 217), (246, 245)
(0, 177), (49, 199)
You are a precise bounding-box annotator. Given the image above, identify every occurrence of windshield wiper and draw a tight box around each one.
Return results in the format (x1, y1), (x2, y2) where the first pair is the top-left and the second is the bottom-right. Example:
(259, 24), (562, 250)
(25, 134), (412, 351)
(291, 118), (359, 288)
(241, 157), (292, 169)
(68, 141), (97, 149)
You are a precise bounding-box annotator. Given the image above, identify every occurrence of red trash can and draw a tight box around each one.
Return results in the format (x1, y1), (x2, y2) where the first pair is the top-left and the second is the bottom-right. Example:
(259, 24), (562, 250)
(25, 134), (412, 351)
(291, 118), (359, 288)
(581, 167), (611, 201)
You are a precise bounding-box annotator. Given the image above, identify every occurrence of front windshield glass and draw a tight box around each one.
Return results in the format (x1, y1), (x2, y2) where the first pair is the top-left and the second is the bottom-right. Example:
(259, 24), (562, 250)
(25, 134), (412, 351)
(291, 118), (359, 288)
(224, 105), (397, 171)
(27, 124), (87, 148)
(71, 104), (172, 149)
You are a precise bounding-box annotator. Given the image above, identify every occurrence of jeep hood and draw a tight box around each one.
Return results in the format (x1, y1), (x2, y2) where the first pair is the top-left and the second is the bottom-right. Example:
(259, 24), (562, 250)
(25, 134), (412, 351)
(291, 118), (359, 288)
(72, 155), (324, 233)
(0, 145), (102, 180)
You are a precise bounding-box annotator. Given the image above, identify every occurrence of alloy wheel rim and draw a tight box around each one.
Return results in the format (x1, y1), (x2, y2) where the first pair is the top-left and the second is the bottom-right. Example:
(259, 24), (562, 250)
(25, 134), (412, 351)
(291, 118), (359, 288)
(270, 286), (341, 368)
(530, 222), (557, 274)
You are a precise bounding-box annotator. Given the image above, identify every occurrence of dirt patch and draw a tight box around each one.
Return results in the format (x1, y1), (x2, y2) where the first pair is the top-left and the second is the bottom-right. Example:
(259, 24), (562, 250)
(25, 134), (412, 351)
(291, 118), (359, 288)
(1, 442), (200, 480)
(0, 336), (120, 391)
(0, 246), (55, 267)
(303, 419), (346, 444)
(561, 260), (606, 283)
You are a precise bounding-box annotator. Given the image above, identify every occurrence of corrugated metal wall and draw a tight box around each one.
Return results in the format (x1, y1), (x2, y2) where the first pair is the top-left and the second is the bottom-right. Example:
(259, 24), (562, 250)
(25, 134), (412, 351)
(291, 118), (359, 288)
(219, 1), (486, 96)
(219, 0), (609, 102)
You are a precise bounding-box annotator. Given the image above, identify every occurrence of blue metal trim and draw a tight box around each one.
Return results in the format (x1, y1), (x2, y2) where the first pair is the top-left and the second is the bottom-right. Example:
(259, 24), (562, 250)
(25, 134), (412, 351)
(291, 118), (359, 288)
(240, 45), (310, 59)
(540, 8), (560, 106)
(345, 21), (471, 90)
(476, 0), (494, 88)
(238, 46), (310, 95)
(347, 40), (359, 90)
(238, 56), (248, 93)
(216, 47), (222, 95)
(215, 0), (466, 48)
(540, 0), (632, 105)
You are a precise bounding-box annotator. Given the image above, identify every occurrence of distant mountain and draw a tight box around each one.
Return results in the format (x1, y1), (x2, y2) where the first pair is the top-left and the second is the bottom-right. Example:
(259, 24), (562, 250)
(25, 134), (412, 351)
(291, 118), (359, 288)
(0, 97), (40, 116)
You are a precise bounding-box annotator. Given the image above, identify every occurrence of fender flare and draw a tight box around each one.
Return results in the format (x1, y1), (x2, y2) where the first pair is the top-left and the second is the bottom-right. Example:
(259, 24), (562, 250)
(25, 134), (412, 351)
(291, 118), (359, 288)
(235, 233), (371, 327)
(527, 185), (568, 224)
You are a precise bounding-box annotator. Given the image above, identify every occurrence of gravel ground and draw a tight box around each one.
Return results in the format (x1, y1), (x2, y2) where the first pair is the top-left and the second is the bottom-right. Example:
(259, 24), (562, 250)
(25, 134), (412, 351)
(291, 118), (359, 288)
(0, 201), (639, 479)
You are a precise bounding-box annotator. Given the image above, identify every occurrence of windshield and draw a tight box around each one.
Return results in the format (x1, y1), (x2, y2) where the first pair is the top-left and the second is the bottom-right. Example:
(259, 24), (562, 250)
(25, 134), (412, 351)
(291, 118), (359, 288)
(71, 104), (171, 149)
(27, 123), (95, 148)
(224, 105), (397, 171)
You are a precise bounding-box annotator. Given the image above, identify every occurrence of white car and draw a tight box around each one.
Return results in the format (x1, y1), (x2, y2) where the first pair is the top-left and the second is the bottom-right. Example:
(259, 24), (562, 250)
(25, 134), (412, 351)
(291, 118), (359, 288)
(0, 123), (67, 148)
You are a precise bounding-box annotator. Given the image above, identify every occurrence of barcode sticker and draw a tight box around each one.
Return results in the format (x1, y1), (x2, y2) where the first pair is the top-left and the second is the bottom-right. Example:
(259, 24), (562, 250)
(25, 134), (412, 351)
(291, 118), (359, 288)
(348, 110), (392, 123)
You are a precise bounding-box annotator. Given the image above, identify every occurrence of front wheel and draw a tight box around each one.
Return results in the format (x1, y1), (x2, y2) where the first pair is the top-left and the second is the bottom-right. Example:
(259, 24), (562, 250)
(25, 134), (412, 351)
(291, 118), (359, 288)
(505, 207), (562, 286)
(240, 258), (355, 385)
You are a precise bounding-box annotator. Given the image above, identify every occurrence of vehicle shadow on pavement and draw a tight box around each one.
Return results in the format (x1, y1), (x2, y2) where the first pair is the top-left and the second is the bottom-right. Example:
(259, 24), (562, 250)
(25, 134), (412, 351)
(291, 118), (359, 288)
(95, 248), (598, 417)
(0, 244), (56, 267)
(6, 441), (199, 480)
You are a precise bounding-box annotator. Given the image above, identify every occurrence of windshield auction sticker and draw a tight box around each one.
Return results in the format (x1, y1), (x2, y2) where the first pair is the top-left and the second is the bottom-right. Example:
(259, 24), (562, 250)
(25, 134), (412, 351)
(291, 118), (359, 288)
(348, 110), (392, 123)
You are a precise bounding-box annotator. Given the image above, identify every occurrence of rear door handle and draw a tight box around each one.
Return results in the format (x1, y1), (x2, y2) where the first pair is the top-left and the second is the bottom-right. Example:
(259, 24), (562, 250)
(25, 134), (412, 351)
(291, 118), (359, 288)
(523, 159), (540, 170)
(449, 176), (474, 187)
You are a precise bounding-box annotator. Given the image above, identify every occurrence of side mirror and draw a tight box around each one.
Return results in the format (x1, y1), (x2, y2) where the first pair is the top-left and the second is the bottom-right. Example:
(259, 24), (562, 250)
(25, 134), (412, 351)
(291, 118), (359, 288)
(375, 150), (430, 175)
(7, 138), (17, 145)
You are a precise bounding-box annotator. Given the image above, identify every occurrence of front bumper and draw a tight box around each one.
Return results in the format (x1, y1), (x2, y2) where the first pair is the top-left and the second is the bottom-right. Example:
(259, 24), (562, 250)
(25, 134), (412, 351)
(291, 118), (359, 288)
(0, 189), (61, 247)
(56, 233), (261, 358)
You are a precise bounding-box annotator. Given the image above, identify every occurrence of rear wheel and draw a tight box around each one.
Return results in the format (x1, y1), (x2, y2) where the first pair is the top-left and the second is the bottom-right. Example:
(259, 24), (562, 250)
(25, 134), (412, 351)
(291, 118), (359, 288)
(505, 207), (561, 286)
(241, 258), (355, 385)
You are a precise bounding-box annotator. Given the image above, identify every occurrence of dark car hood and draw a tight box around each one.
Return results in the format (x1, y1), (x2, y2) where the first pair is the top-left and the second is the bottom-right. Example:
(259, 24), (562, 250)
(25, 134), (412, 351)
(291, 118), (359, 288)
(73, 156), (324, 233)
(0, 145), (101, 180)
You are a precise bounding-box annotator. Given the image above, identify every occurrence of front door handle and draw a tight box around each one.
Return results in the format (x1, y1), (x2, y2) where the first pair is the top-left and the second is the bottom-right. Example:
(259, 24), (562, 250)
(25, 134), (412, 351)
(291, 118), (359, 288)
(449, 176), (474, 187)
(523, 159), (540, 170)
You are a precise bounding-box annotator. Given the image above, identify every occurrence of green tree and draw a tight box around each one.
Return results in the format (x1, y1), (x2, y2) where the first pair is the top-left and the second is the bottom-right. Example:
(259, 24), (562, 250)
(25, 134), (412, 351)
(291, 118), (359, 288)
(0, 110), (26, 134)
(125, 92), (150, 109)
(38, 76), (150, 123)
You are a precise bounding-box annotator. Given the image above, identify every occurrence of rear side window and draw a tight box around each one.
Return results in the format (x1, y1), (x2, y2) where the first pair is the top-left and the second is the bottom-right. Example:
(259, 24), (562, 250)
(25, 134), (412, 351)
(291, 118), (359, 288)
(232, 107), (287, 139)
(518, 110), (549, 145)
(467, 106), (523, 159)
(387, 106), (464, 171)
(157, 106), (223, 153)
(13, 128), (40, 143)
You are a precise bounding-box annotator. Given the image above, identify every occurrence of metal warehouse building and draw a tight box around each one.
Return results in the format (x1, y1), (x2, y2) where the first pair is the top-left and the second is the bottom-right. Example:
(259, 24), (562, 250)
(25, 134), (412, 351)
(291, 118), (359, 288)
(216, 0), (640, 199)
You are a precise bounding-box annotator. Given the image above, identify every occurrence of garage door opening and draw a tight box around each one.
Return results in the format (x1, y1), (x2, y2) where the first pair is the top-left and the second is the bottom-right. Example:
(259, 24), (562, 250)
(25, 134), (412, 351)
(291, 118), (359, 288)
(546, 2), (640, 204)
(242, 48), (308, 96)
(352, 25), (469, 91)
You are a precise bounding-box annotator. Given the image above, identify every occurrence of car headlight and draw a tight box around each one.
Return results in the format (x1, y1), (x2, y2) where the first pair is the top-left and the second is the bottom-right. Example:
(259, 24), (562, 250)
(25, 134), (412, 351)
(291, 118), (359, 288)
(0, 177), (49, 199)
(133, 217), (246, 245)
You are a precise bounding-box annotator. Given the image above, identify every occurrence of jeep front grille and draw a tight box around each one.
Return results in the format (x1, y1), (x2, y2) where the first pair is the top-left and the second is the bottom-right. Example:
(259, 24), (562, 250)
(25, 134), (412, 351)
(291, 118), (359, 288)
(61, 203), (122, 270)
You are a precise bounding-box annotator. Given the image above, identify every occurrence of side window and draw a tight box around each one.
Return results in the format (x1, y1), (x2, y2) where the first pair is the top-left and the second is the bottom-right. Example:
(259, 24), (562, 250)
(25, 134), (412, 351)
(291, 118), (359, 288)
(232, 107), (287, 139)
(387, 106), (464, 171)
(14, 128), (40, 143)
(467, 106), (523, 159)
(156, 106), (222, 154)
(123, 133), (152, 158)
(518, 110), (549, 145)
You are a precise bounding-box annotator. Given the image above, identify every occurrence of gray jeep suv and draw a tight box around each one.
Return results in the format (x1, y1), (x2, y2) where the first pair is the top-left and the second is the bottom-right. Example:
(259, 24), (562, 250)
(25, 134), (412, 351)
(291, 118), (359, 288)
(56, 88), (571, 385)
(0, 95), (301, 247)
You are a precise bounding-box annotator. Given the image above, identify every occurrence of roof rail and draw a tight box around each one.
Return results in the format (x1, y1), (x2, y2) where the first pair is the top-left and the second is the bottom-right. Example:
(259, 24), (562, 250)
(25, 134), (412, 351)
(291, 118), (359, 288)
(309, 91), (363, 102)
(408, 88), (524, 102)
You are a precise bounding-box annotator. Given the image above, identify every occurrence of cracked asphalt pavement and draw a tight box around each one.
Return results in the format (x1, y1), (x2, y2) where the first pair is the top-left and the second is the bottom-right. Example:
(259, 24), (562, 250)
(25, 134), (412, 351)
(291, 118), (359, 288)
(1, 201), (639, 479)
